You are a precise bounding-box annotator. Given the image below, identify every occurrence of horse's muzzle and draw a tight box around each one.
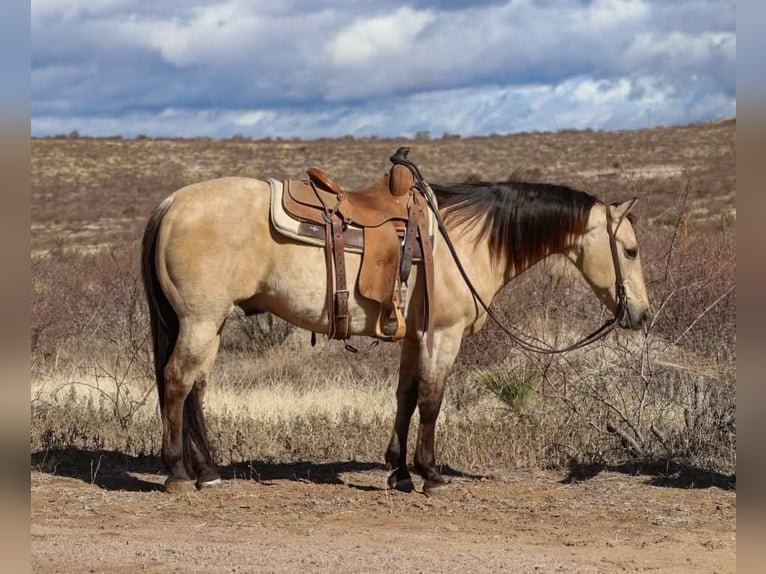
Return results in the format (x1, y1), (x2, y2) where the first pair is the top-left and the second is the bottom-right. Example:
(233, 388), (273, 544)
(620, 307), (650, 330)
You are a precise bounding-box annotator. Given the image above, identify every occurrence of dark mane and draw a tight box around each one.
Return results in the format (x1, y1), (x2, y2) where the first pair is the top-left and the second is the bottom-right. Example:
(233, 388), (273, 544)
(432, 179), (598, 273)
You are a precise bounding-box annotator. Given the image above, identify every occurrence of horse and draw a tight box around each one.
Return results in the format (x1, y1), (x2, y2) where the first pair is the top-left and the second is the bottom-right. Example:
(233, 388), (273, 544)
(141, 172), (650, 495)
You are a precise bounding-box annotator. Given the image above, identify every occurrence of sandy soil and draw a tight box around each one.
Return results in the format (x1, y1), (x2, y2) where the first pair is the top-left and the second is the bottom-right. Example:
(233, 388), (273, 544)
(31, 460), (735, 573)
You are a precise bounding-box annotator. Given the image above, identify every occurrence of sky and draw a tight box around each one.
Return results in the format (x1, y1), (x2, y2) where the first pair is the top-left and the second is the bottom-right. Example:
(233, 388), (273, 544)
(31, 0), (736, 139)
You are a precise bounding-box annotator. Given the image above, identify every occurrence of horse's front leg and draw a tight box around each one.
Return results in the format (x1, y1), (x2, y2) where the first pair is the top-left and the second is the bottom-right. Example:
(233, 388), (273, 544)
(413, 329), (463, 496)
(385, 339), (420, 492)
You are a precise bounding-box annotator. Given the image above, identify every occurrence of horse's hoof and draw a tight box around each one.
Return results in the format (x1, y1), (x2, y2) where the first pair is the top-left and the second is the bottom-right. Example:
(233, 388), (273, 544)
(164, 478), (196, 494)
(196, 477), (222, 490)
(387, 474), (414, 493)
(196, 469), (222, 489)
(423, 478), (451, 497)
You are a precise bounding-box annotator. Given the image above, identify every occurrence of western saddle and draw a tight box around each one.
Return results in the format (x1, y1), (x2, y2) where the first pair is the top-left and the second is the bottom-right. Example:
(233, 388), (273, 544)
(280, 147), (434, 351)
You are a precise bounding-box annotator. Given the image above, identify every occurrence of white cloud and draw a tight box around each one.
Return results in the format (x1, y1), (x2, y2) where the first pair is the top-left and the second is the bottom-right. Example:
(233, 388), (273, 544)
(330, 7), (435, 67)
(578, 0), (649, 29)
(234, 110), (278, 127)
(571, 79), (632, 105)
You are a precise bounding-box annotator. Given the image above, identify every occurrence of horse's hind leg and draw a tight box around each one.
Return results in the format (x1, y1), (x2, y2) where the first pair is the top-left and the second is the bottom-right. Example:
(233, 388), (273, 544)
(188, 335), (222, 489)
(385, 339), (420, 492)
(162, 319), (222, 493)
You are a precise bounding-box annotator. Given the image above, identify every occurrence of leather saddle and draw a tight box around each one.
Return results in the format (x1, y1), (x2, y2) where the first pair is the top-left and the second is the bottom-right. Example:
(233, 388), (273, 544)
(277, 147), (435, 348)
(284, 158), (414, 221)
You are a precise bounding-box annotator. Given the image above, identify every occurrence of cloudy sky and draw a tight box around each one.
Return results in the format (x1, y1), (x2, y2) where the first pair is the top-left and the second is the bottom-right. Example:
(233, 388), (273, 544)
(31, 0), (736, 138)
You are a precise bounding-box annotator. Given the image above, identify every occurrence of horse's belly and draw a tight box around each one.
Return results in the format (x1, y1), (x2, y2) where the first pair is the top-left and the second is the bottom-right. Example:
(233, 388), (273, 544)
(242, 241), (382, 336)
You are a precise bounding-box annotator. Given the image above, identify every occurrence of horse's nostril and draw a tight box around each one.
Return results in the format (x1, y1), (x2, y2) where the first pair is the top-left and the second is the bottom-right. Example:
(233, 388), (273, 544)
(638, 310), (651, 329)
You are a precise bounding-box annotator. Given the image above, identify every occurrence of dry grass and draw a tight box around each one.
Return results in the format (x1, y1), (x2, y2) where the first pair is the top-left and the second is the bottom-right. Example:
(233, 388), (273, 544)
(31, 348), (530, 471)
(31, 120), (736, 476)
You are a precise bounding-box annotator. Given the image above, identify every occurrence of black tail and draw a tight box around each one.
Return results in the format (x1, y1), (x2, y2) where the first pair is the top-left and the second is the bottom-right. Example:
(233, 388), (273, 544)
(141, 197), (214, 475)
(141, 197), (178, 414)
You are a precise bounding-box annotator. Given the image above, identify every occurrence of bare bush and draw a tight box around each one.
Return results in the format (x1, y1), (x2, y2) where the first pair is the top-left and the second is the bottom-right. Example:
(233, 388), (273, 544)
(457, 182), (735, 472)
(32, 243), (155, 428)
(220, 310), (295, 354)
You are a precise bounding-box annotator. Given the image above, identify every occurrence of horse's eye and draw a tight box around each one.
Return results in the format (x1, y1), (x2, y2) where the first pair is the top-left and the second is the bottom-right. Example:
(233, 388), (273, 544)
(624, 247), (638, 259)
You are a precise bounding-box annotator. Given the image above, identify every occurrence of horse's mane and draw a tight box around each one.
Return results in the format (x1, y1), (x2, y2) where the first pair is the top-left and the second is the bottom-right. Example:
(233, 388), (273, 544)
(431, 176), (598, 273)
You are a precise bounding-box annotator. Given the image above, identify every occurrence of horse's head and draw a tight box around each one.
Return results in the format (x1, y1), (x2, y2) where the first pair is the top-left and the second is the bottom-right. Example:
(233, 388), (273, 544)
(573, 199), (651, 330)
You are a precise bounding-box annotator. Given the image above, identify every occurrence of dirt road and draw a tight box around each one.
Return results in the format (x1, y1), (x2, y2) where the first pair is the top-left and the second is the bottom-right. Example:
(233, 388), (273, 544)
(31, 457), (735, 573)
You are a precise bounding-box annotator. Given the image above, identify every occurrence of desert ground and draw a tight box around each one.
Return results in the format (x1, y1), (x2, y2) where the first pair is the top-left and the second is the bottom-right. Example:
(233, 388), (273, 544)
(32, 458), (734, 573)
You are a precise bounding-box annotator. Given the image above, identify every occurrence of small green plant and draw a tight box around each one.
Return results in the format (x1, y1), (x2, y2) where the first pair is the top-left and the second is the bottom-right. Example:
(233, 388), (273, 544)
(476, 366), (539, 414)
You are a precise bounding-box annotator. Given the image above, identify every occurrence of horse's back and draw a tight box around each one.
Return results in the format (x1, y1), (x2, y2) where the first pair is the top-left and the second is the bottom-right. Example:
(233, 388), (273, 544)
(169, 176), (270, 211)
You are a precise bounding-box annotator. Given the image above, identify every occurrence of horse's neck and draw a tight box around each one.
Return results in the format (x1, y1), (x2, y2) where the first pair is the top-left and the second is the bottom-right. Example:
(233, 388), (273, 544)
(441, 222), (510, 303)
(505, 242), (574, 278)
(439, 219), (577, 307)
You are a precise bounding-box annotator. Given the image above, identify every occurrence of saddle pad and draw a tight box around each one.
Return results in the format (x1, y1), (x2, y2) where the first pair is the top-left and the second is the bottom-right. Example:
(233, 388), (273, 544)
(269, 179), (436, 259)
(270, 179), (364, 253)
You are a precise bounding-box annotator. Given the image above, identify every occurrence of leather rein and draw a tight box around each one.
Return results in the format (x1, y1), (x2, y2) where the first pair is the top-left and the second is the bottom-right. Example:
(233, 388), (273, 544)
(390, 152), (630, 355)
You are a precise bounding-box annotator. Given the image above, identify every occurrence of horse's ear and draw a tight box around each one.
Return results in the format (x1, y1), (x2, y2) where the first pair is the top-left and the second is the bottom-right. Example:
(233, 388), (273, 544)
(610, 198), (638, 222)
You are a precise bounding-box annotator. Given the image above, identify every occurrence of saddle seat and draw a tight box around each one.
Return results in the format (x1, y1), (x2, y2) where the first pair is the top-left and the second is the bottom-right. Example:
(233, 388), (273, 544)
(285, 164), (414, 227)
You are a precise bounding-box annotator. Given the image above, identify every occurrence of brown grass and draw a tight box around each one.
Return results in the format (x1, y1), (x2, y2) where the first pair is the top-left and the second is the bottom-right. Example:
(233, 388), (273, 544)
(31, 119), (736, 476)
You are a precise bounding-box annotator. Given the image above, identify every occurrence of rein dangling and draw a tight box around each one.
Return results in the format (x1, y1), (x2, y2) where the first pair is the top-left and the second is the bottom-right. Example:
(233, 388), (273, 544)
(390, 149), (631, 355)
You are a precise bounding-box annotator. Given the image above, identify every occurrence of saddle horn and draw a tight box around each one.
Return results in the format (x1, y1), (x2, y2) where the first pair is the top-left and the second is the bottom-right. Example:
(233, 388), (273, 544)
(388, 147), (414, 197)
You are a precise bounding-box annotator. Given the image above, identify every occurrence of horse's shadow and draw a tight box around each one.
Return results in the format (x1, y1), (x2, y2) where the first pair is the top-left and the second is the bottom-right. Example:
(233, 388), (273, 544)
(560, 460), (735, 491)
(32, 449), (166, 492)
(35, 449), (731, 494)
(30, 448), (485, 493)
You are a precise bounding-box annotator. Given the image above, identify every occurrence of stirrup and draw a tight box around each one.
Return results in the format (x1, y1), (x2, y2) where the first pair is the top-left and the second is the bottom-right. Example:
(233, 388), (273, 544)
(375, 306), (406, 341)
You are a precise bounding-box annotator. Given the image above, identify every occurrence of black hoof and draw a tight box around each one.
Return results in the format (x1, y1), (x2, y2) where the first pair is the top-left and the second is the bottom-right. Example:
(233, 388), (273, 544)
(387, 472), (415, 493)
(391, 478), (415, 493)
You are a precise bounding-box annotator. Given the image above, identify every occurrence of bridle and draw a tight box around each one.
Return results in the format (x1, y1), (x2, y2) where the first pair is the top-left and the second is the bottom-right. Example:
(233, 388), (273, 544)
(605, 203), (631, 326)
(390, 150), (631, 355)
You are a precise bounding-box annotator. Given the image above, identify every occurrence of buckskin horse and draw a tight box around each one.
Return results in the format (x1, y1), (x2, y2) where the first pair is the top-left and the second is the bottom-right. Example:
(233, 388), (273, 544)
(141, 151), (650, 494)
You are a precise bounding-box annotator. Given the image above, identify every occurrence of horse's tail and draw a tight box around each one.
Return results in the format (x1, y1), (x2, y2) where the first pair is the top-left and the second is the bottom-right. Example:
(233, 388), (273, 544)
(141, 196), (178, 414)
(141, 196), (213, 475)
